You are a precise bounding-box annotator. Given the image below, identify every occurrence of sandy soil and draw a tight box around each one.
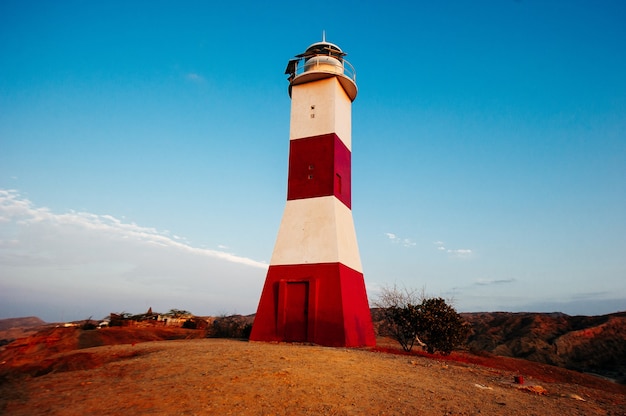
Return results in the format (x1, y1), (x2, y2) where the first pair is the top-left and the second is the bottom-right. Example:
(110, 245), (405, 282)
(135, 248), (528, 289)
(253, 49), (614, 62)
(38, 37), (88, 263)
(1, 338), (624, 416)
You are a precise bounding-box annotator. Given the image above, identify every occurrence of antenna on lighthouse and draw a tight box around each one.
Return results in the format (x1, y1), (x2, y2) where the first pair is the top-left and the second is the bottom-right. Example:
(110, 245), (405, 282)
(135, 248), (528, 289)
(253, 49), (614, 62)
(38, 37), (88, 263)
(322, 30), (326, 42)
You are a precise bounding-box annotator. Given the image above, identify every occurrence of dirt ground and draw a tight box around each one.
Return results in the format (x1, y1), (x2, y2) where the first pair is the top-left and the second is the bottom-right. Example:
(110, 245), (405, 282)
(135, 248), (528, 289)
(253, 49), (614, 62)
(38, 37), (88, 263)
(1, 337), (624, 416)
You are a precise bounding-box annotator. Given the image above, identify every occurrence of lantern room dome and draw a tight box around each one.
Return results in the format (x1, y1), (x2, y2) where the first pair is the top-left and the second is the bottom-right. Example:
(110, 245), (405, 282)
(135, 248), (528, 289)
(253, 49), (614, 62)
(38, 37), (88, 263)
(303, 41), (345, 60)
(285, 39), (357, 101)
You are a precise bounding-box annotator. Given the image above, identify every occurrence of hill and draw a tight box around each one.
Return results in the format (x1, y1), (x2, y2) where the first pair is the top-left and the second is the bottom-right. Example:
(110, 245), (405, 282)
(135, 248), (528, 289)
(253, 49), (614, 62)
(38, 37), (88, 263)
(0, 317), (49, 349)
(0, 317), (45, 331)
(462, 311), (626, 383)
(0, 328), (624, 415)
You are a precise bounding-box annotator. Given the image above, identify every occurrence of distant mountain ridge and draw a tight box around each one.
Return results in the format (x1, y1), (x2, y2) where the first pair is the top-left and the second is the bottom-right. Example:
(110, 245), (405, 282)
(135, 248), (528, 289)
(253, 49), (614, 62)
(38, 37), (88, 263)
(462, 311), (626, 383)
(3, 312), (625, 384)
(0, 317), (49, 349)
(0, 317), (45, 331)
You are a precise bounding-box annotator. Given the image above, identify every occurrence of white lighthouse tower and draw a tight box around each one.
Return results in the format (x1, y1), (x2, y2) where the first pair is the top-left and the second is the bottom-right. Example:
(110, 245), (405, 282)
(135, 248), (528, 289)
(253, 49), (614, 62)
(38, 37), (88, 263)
(250, 38), (375, 347)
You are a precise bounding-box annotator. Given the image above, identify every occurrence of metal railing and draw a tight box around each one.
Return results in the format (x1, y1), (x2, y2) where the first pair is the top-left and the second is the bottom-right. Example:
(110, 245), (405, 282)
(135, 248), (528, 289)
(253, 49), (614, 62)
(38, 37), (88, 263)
(292, 57), (356, 83)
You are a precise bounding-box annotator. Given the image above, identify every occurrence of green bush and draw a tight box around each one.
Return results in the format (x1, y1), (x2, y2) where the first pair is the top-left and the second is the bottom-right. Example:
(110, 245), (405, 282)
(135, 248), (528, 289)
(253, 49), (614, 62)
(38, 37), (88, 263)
(376, 286), (470, 354)
(210, 315), (252, 339)
(414, 297), (470, 355)
(380, 304), (422, 352)
(81, 317), (97, 331)
(182, 319), (197, 329)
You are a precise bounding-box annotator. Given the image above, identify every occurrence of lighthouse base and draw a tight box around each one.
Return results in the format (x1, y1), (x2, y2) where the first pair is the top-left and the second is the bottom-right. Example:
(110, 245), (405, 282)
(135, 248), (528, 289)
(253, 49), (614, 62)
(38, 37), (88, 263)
(250, 262), (376, 347)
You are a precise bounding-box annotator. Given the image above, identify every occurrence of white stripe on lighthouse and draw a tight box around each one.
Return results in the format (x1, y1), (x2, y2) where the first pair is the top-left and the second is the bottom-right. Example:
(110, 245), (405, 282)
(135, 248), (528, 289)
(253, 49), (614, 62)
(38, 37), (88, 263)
(269, 195), (363, 272)
(290, 77), (353, 150)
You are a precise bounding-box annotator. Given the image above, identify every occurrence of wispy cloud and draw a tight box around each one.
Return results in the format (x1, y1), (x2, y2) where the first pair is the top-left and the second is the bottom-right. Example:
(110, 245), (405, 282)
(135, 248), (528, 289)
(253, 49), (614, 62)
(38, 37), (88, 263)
(186, 72), (205, 83)
(433, 241), (473, 258)
(385, 232), (416, 247)
(0, 189), (267, 321)
(448, 248), (472, 255)
(474, 278), (515, 286)
(0, 190), (266, 269)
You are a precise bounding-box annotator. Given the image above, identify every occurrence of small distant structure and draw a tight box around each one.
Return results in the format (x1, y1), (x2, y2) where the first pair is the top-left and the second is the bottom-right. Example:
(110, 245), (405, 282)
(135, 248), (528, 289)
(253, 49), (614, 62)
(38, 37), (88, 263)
(157, 310), (193, 327)
(107, 308), (208, 329)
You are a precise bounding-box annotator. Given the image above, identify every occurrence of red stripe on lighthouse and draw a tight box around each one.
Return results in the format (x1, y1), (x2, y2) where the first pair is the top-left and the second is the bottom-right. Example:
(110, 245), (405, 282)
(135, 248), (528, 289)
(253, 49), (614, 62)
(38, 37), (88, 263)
(287, 133), (352, 208)
(249, 262), (376, 347)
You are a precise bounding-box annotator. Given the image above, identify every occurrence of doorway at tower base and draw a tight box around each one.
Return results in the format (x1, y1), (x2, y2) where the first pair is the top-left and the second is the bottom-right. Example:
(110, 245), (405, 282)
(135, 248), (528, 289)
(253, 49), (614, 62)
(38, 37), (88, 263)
(250, 262), (376, 347)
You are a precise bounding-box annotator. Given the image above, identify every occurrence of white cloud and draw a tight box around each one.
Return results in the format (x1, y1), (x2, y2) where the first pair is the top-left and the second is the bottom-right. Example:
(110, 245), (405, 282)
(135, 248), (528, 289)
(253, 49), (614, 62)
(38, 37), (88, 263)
(433, 241), (446, 250)
(0, 189), (267, 321)
(434, 240), (473, 258)
(448, 249), (472, 255)
(186, 72), (205, 83)
(475, 278), (515, 286)
(385, 232), (415, 248)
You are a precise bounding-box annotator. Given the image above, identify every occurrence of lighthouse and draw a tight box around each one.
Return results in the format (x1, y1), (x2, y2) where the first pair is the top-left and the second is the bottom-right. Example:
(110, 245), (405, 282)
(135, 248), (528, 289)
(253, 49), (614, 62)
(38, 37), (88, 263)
(250, 38), (376, 347)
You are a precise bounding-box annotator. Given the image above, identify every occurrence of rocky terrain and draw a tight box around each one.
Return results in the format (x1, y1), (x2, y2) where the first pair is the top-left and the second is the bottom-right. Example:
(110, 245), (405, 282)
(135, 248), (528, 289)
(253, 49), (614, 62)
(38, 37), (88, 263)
(1, 311), (624, 414)
(462, 311), (626, 383)
(3, 311), (625, 384)
(0, 316), (45, 331)
(0, 316), (48, 348)
(1, 325), (624, 415)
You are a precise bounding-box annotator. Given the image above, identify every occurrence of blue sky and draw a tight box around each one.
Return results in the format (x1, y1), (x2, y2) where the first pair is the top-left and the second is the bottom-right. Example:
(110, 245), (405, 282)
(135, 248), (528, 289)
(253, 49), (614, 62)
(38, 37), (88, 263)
(1, 1), (625, 322)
